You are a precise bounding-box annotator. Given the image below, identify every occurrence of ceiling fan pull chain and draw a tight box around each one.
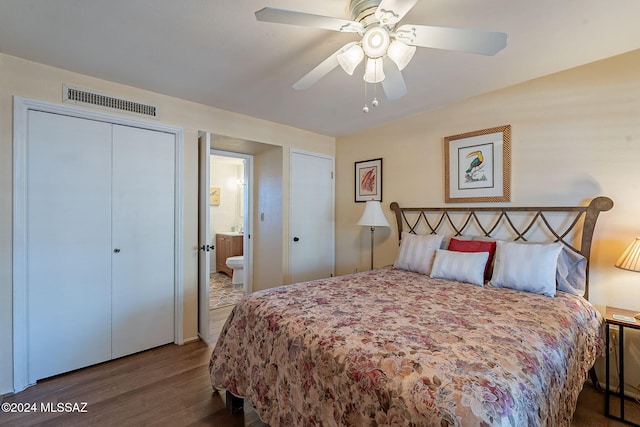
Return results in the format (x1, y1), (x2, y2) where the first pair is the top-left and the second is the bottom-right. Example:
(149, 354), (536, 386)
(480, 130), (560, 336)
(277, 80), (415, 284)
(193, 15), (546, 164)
(363, 79), (369, 113)
(372, 63), (379, 108)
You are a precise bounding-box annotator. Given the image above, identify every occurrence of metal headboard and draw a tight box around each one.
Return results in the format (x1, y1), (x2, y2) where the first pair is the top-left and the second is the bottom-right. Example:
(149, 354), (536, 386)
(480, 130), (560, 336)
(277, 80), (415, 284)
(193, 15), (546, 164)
(389, 197), (613, 300)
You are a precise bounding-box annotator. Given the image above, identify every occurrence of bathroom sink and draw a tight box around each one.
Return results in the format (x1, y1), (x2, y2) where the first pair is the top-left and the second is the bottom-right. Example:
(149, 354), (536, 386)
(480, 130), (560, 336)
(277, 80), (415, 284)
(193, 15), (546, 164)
(219, 232), (243, 236)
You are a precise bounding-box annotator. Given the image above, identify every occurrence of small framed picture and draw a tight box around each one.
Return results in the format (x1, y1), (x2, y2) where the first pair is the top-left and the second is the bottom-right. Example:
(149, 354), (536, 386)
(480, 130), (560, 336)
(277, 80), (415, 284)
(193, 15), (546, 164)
(210, 187), (220, 205)
(444, 125), (511, 203)
(355, 158), (382, 202)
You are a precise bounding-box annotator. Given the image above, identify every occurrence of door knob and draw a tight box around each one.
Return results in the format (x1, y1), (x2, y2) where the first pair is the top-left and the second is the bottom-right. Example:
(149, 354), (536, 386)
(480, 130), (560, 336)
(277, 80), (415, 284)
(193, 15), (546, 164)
(293, 237), (300, 242)
(113, 248), (121, 253)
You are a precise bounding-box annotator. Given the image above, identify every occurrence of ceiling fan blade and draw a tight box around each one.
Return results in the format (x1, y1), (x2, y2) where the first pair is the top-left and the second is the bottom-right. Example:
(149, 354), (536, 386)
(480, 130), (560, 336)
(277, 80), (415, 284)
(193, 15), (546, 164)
(395, 24), (507, 55)
(381, 60), (407, 100)
(255, 7), (363, 33)
(293, 42), (358, 90)
(375, 0), (419, 26)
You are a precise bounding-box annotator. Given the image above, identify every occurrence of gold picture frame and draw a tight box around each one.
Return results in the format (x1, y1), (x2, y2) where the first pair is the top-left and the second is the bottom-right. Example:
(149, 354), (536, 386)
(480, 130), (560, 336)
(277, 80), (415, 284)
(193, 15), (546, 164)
(444, 125), (511, 203)
(210, 187), (220, 205)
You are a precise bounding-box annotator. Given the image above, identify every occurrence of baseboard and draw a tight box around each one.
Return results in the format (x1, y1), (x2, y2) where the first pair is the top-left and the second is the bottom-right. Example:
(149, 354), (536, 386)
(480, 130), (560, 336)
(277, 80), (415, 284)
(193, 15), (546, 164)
(184, 335), (201, 344)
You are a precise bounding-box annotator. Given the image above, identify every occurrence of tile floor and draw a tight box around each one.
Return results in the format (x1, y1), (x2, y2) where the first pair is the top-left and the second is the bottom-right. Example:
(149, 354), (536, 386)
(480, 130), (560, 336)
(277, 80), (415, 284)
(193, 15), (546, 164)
(210, 272), (245, 309)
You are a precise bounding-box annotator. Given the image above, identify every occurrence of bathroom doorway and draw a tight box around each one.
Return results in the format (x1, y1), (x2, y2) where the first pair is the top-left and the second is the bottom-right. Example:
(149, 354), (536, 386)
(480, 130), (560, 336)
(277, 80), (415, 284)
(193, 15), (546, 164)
(198, 132), (282, 343)
(209, 150), (253, 311)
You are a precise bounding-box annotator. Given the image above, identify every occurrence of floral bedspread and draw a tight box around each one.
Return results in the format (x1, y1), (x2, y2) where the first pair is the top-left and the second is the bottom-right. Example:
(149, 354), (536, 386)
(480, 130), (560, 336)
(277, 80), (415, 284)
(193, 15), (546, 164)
(210, 268), (604, 426)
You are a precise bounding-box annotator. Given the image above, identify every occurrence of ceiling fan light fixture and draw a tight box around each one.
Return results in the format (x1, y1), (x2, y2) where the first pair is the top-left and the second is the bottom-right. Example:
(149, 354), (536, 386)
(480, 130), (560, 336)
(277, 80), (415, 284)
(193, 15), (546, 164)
(362, 26), (390, 58)
(387, 40), (416, 71)
(337, 44), (365, 75)
(364, 57), (385, 83)
(254, 2), (507, 108)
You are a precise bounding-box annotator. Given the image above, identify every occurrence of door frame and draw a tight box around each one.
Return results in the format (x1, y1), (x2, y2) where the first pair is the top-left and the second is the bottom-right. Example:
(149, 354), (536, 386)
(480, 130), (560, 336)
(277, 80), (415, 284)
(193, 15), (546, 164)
(210, 149), (254, 294)
(12, 96), (184, 392)
(197, 133), (211, 343)
(289, 149), (335, 283)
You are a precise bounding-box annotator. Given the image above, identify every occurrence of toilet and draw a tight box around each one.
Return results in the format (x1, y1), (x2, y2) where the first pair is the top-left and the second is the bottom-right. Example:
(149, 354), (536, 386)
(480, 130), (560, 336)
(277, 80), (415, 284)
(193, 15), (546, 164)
(225, 256), (244, 285)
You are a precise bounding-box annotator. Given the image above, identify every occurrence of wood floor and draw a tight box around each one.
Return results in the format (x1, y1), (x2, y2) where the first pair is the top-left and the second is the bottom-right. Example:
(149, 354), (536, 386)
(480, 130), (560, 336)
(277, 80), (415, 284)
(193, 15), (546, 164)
(210, 304), (234, 344)
(0, 307), (634, 426)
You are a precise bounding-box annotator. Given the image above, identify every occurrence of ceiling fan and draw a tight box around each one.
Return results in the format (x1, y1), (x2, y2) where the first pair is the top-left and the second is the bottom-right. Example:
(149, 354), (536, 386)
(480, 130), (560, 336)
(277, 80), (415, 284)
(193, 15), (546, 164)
(255, 0), (507, 104)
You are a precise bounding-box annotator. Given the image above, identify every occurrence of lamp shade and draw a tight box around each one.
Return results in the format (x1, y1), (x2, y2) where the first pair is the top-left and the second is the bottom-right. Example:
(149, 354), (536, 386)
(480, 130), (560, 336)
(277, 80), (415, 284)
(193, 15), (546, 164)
(364, 57), (385, 83)
(387, 40), (416, 71)
(357, 200), (390, 227)
(337, 44), (364, 76)
(615, 237), (640, 272)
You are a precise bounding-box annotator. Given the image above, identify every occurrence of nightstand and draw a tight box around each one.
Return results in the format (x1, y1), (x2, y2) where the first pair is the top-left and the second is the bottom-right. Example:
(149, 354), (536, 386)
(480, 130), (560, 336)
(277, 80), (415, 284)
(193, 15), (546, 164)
(605, 306), (640, 426)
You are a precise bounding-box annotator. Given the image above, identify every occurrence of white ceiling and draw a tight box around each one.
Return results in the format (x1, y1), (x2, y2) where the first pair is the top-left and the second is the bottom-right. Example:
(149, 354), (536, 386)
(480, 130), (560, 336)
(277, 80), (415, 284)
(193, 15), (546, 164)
(1, 0), (639, 137)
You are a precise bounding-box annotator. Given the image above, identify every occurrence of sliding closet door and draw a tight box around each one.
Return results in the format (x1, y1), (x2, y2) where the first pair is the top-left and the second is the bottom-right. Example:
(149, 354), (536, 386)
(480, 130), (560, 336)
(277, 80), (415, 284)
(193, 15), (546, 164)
(27, 111), (113, 382)
(111, 125), (175, 358)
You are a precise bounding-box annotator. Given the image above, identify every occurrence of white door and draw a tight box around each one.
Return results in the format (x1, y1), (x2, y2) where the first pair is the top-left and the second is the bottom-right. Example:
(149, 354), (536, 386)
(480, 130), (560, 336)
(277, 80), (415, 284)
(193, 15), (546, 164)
(111, 125), (176, 358)
(27, 111), (113, 382)
(197, 134), (211, 343)
(241, 156), (253, 294)
(289, 151), (334, 283)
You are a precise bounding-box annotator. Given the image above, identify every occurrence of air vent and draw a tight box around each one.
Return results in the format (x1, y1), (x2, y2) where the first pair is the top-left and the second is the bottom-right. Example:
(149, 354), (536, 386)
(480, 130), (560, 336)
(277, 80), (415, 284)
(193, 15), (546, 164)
(63, 84), (158, 118)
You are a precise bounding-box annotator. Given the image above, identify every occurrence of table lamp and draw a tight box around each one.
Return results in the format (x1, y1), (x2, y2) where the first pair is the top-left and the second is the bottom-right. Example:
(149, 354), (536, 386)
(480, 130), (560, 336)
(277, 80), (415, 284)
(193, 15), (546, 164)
(357, 200), (390, 270)
(615, 236), (640, 318)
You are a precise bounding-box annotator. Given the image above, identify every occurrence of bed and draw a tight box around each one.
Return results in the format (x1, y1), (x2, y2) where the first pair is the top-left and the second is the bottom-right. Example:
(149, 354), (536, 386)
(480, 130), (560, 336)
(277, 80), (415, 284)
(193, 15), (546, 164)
(210, 197), (613, 426)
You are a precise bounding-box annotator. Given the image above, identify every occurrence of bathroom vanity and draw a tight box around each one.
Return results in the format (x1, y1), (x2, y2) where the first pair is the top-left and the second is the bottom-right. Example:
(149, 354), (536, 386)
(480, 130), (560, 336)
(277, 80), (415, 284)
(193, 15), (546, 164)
(216, 233), (243, 277)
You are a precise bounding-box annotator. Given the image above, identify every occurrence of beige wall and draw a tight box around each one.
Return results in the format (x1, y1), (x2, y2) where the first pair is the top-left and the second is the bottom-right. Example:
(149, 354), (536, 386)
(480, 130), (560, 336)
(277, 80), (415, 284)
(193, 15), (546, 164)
(0, 53), (335, 394)
(336, 48), (640, 387)
(253, 147), (285, 291)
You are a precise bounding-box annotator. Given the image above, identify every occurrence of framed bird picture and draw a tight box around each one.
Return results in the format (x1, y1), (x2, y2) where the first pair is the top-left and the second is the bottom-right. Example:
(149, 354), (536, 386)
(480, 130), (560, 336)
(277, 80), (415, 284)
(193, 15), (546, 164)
(444, 125), (511, 203)
(210, 187), (221, 205)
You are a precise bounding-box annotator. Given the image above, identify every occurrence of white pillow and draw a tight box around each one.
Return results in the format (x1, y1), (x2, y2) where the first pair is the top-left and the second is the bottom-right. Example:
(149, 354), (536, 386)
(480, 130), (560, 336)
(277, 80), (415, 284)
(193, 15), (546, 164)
(394, 232), (443, 275)
(475, 237), (587, 296)
(489, 241), (563, 297)
(430, 249), (489, 286)
(556, 247), (587, 296)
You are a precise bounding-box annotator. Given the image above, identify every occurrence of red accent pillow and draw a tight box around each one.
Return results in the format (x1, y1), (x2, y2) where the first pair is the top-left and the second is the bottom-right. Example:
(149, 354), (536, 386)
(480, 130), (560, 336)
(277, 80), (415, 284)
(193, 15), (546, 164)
(447, 238), (497, 280)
